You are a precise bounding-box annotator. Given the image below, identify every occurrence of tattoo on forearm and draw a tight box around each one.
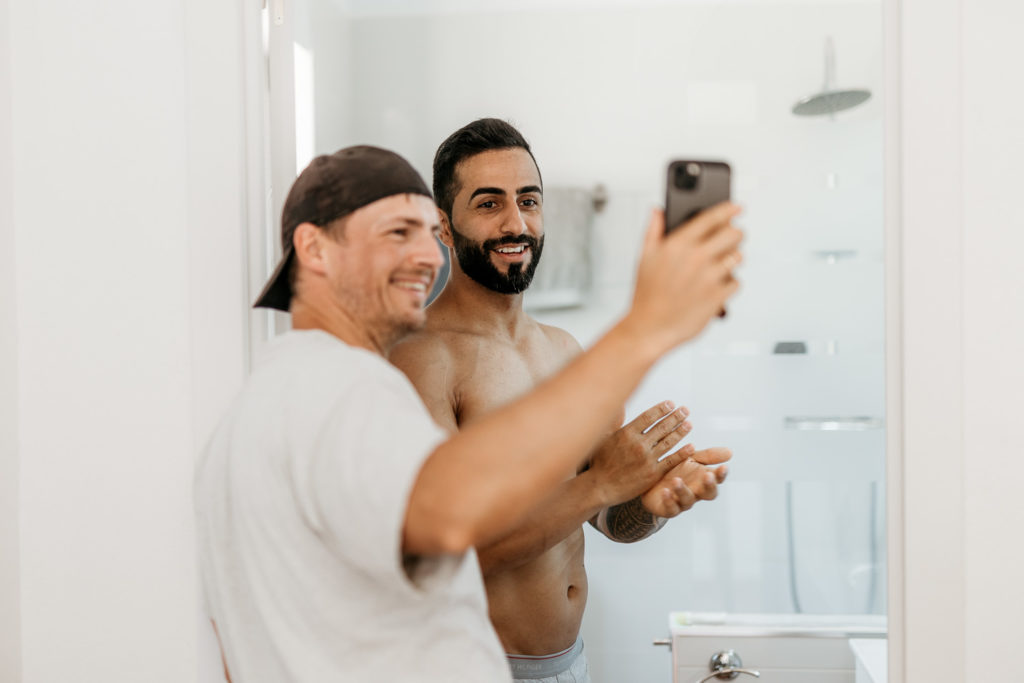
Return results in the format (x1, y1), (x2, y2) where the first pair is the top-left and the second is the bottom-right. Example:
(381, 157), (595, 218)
(599, 497), (667, 543)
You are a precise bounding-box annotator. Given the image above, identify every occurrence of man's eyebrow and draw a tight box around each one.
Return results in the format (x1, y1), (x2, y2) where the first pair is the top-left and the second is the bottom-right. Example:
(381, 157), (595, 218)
(466, 185), (542, 203)
(384, 216), (430, 228)
(468, 187), (506, 201)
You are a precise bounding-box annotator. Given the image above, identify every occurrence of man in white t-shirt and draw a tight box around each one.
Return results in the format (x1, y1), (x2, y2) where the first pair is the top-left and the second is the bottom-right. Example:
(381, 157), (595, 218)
(195, 145), (743, 682)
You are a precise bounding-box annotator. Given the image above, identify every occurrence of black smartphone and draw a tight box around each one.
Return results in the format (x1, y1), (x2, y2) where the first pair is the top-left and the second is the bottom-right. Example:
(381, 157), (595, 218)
(665, 160), (731, 233)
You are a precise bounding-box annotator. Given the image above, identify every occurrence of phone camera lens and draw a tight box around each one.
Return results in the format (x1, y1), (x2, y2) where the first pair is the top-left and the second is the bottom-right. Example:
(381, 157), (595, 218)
(674, 163), (700, 190)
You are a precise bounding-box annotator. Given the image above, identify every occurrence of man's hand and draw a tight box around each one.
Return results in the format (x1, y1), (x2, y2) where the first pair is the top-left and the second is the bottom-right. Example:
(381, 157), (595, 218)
(640, 446), (732, 518)
(627, 204), (743, 354)
(588, 401), (695, 507)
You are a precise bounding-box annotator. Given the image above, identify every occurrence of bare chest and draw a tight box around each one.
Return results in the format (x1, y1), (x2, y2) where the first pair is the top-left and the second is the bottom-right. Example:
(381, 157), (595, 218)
(453, 336), (572, 426)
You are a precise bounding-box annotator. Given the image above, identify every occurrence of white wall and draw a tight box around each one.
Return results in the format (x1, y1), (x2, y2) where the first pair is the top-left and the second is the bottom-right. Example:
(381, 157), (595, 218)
(293, 0), (355, 161)
(961, 2), (1024, 676)
(0, 0), (22, 680)
(3, 0), (248, 681)
(899, 0), (1024, 680)
(11, 7), (189, 679)
(897, 0), (965, 679)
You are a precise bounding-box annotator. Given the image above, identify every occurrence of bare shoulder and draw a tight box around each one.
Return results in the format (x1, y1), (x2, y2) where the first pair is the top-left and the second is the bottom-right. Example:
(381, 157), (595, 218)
(389, 329), (467, 431)
(389, 329), (455, 374)
(390, 324), (488, 395)
(535, 322), (583, 362)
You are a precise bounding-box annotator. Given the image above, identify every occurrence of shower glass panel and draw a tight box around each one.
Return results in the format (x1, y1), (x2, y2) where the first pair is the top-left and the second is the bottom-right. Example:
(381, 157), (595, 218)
(264, 2), (886, 681)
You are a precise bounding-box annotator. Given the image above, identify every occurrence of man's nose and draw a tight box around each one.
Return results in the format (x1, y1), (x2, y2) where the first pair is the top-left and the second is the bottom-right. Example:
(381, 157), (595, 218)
(499, 205), (529, 236)
(414, 230), (444, 269)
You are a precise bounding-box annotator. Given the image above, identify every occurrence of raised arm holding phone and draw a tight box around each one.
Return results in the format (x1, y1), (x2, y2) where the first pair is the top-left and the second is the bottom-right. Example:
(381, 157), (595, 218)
(195, 140), (742, 683)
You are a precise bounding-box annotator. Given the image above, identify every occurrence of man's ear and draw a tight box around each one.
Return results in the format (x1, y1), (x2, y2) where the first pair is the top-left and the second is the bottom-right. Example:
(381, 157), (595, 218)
(293, 223), (328, 275)
(437, 209), (454, 248)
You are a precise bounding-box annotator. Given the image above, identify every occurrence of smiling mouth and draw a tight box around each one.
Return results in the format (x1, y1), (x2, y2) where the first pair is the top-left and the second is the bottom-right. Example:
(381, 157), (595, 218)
(394, 281), (428, 293)
(492, 244), (531, 261)
(391, 271), (435, 297)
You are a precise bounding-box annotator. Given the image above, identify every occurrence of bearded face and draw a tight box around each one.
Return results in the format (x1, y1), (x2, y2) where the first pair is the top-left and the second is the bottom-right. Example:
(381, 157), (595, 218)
(449, 228), (544, 294)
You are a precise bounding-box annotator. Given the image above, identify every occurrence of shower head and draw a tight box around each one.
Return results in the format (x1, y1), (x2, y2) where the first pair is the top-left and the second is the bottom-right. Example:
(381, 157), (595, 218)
(792, 37), (871, 118)
(792, 89), (871, 116)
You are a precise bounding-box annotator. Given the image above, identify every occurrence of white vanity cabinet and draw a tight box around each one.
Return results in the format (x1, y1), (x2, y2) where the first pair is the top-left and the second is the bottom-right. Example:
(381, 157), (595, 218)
(668, 613), (886, 683)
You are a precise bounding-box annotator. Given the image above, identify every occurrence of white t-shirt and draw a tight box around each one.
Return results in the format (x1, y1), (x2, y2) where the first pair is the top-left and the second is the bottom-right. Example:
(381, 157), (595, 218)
(195, 330), (509, 682)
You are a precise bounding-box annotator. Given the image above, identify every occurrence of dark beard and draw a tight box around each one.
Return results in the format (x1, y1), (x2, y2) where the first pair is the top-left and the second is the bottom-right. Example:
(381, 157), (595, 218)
(450, 228), (544, 294)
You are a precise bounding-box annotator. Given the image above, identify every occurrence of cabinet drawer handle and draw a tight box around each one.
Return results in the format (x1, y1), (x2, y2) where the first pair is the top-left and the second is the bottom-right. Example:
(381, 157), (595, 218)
(695, 668), (760, 683)
(695, 649), (761, 682)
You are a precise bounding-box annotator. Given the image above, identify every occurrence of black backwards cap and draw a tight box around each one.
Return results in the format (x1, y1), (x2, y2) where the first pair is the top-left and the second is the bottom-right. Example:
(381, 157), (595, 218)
(253, 145), (433, 311)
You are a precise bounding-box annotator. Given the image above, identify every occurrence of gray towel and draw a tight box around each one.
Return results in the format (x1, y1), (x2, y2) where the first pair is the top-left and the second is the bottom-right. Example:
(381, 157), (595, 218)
(525, 186), (594, 310)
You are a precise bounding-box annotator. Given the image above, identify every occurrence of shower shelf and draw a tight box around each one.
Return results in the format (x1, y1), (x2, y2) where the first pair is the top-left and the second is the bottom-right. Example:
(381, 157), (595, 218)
(700, 340), (842, 356)
(812, 249), (859, 264)
(784, 416), (884, 431)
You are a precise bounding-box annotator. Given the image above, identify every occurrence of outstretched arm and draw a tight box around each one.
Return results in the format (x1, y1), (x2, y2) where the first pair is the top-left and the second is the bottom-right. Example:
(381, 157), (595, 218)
(475, 469), (607, 575)
(402, 205), (743, 556)
(475, 401), (692, 575)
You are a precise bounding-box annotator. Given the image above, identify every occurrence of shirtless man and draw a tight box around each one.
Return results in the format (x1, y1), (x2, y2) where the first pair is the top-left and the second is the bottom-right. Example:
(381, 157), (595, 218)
(390, 119), (732, 682)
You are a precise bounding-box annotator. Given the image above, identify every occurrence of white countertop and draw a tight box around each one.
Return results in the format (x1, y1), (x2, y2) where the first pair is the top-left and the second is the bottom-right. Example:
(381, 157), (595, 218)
(670, 612), (887, 638)
(849, 638), (888, 683)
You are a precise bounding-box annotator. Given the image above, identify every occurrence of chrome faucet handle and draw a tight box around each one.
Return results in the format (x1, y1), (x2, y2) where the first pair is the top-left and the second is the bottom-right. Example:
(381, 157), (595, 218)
(695, 668), (761, 683)
(694, 650), (761, 682)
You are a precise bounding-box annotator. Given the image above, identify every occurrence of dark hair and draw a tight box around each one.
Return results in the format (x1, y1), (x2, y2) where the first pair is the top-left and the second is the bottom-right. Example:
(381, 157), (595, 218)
(432, 118), (541, 220)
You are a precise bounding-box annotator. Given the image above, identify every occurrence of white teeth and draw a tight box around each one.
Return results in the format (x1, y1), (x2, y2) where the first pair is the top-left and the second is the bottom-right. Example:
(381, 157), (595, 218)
(396, 282), (427, 292)
(495, 245), (526, 254)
